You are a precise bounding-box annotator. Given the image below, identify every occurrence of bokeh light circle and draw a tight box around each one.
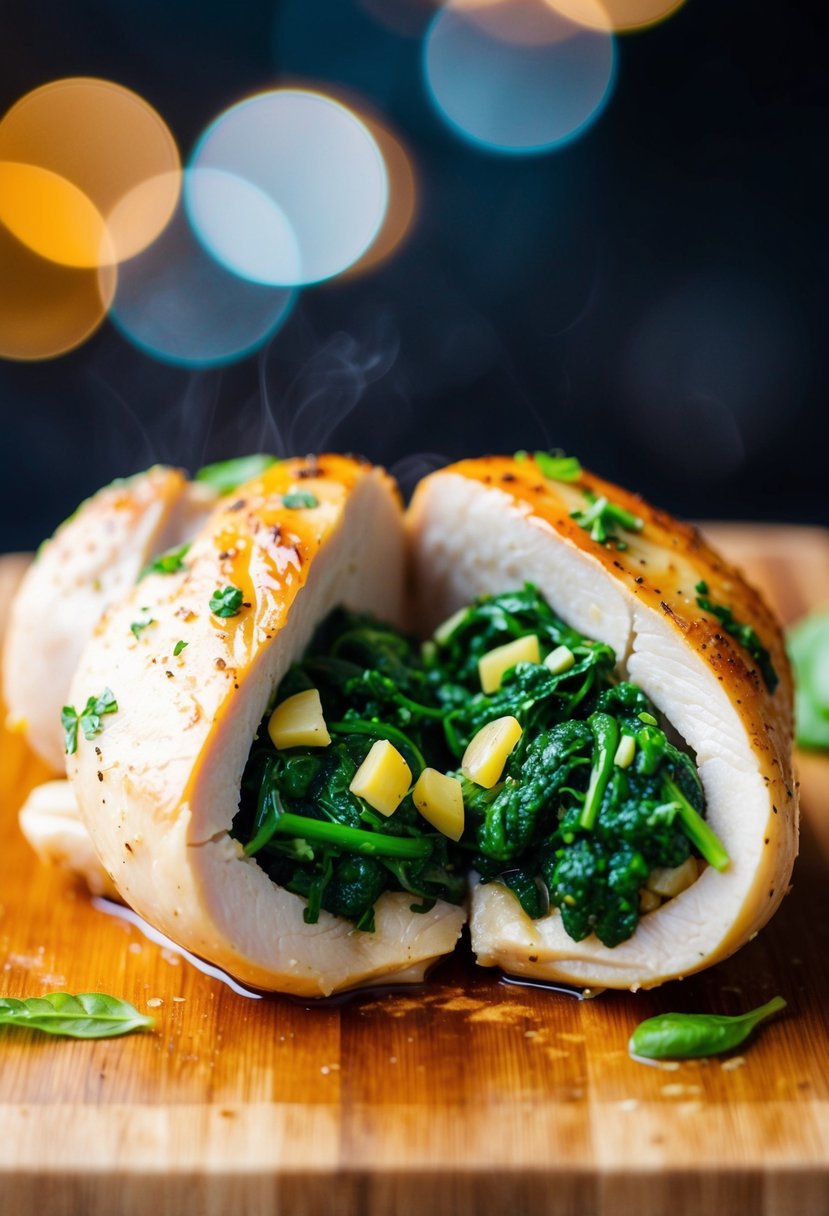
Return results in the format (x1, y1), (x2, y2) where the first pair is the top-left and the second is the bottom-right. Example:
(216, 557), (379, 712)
(185, 168), (301, 287)
(0, 162), (112, 269)
(424, 0), (616, 154)
(545, 0), (686, 32)
(340, 113), (417, 277)
(187, 88), (389, 286)
(107, 171), (296, 368)
(0, 220), (115, 361)
(285, 82), (418, 280)
(0, 77), (180, 264)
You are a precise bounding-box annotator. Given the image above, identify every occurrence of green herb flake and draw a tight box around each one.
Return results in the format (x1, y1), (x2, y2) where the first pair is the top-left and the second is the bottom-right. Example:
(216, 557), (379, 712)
(195, 454), (278, 495)
(513, 450), (529, 463)
(571, 491), (644, 547)
(209, 585), (244, 618)
(130, 617), (155, 640)
(629, 995), (786, 1061)
(138, 542), (190, 582)
(695, 581), (779, 693)
(0, 992), (155, 1039)
(61, 706), (80, 755)
(282, 491), (319, 510)
(533, 451), (583, 483)
(61, 688), (118, 754)
(173, 640), (188, 657)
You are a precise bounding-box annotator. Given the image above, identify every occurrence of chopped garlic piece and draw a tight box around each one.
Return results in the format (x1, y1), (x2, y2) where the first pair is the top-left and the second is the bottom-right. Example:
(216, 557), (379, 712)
(433, 605), (469, 645)
(462, 715), (522, 789)
(614, 735), (636, 769)
(543, 645), (575, 675)
(413, 768), (464, 841)
(478, 635), (540, 694)
(268, 688), (331, 750)
(647, 856), (699, 898)
(639, 888), (661, 913)
(349, 739), (412, 816)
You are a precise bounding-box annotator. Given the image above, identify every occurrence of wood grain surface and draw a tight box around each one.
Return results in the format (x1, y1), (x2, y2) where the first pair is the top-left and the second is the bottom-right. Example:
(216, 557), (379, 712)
(1, 526), (829, 1216)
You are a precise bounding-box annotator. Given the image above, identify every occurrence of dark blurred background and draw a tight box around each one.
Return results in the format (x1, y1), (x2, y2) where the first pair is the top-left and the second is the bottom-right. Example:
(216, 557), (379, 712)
(0, 0), (826, 551)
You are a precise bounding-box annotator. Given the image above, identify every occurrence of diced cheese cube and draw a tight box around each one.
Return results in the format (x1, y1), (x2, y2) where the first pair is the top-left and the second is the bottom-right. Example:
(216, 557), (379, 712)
(461, 715), (522, 789)
(543, 644), (575, 675)
(412, 768), (465, 841)
(349, 739), (412, 816)
(478, 635), (541, 694)
(613, 735), (636, 769)
(646, 856), (699, 899)
(268, 688), (331, 750)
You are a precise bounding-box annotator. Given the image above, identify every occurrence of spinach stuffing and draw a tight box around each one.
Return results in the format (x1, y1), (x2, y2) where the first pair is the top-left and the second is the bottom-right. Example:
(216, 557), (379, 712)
(232, 585), (726, 947)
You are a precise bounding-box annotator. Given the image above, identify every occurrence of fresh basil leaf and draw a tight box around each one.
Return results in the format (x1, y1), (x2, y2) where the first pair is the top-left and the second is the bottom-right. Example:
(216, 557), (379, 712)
(209, 585), (244, 618)
(0, 992), (154, 1039)
(282, 492), (319, 509)
(195, 454), (278, 495)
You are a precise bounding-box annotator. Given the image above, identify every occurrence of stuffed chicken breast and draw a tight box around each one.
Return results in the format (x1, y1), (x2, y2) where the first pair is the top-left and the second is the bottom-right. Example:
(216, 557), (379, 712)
(406, 453), (797, 990)
(66, 455), (466, 996)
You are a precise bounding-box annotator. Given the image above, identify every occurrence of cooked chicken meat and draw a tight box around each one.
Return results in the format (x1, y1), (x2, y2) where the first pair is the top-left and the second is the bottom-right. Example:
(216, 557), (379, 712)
(66, 456), (465, 996)
(3, 467), (218, 771)
(407, 456), (796, 989)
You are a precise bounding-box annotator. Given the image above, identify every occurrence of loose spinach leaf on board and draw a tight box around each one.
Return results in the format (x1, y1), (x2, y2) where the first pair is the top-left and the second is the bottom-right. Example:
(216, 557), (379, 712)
(629, 996), (786, 1060)
(0, 992), (154, 1039)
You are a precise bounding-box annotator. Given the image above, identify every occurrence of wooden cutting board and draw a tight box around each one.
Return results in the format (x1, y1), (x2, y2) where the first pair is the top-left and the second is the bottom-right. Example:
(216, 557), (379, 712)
(1, 526), (829, 1216)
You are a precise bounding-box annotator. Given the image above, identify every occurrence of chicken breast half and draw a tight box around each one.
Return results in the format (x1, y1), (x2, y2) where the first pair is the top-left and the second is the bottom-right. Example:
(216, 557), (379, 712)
(407, 455), (797, 990)
(66, 455), (466, 996)
(3, 466), (218, 771)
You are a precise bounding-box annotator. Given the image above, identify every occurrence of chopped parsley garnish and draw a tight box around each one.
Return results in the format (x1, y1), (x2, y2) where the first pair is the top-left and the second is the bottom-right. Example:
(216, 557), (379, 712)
(138, 543), (190, 581)
(571, 491), (643, 549)
(533, 451), (583, 483)
(209, 585), (244, 618)
(61, 688), (118, 755)
(130, 615), (155, 640)
(513, 450), (583, 482)
(695, 581), (779, 693)
(282, 492), (319, 509)
(173, 640), (188, 656)
(195, 454), (278, 495)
